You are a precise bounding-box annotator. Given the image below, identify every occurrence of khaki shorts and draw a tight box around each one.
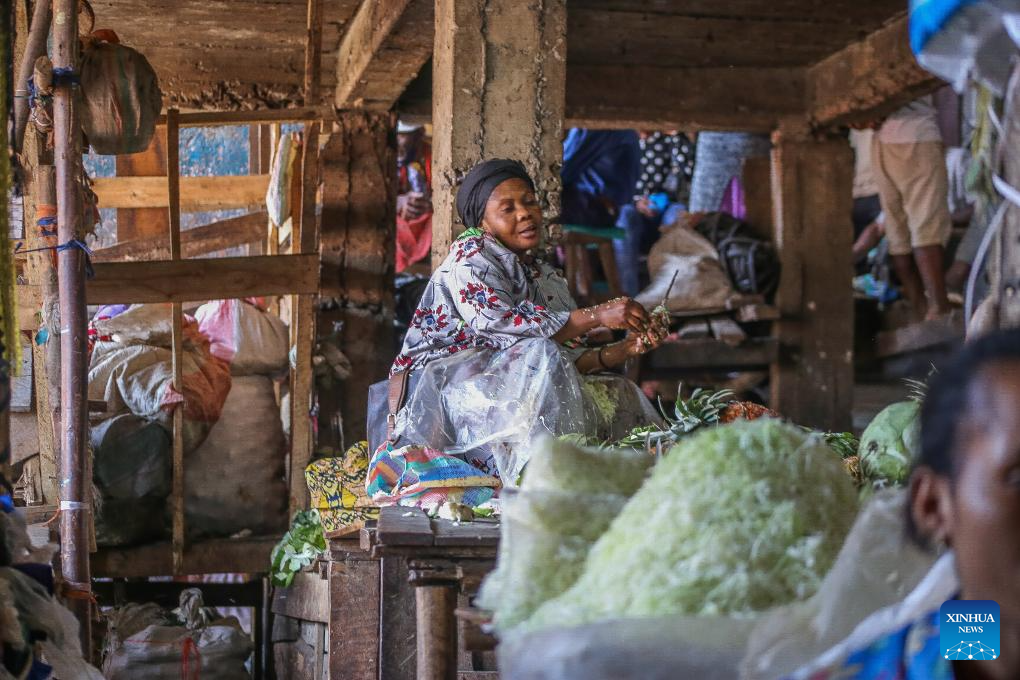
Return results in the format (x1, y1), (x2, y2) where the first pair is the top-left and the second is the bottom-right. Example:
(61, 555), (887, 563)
(871, 139), (951, 256)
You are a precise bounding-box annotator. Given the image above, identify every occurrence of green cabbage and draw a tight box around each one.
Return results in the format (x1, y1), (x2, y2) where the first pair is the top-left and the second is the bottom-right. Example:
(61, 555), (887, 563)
(523, 419), (859, 631)
(857, 401), (920, 486)
(270, 510), (326, 587)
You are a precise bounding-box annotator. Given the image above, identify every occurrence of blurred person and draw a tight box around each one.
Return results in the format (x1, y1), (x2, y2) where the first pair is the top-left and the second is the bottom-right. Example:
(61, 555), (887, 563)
(395, 121), (433, 272)
(872, 97), (953, 320)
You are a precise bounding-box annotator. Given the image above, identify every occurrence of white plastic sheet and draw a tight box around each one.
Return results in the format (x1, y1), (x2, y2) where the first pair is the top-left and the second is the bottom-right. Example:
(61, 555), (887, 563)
(392, 338), (660, 482)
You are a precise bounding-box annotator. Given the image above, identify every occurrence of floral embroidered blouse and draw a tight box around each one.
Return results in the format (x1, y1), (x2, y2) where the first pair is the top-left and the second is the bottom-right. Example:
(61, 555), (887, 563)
(391, 233), (581, 375)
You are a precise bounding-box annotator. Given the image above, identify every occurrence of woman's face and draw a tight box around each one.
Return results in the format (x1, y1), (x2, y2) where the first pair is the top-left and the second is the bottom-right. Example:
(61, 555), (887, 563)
(481, 178), (543, 254)
(915, 361), (1020, 621)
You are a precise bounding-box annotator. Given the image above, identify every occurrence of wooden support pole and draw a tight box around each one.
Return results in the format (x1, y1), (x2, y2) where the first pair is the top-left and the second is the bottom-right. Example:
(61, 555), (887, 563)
(431, 0), (567, 267)
(414, 585), (458, 680)
(318, 113), (396, 445)
(12, 0), (50, 153)
(53, 0), (91, 653)
(303, 0), (323, 104)
(165, 108), (186, 575)
(769, 126), (855, 431)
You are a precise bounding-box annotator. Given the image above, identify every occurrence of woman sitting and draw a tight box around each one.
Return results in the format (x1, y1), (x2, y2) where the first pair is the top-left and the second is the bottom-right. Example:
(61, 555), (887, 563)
(385, 159), (664, 481)
(790, 327), (1020, 679)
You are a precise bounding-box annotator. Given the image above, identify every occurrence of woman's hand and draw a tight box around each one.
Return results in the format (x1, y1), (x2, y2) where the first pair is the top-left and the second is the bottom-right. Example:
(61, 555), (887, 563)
(620, 328), (664, 358)
(594, 297), (650, 333)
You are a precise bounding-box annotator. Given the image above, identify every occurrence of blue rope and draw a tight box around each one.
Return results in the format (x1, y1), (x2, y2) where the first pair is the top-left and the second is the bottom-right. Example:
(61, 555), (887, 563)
(14, 239), (95, 279)
(37, 216), (57, 237)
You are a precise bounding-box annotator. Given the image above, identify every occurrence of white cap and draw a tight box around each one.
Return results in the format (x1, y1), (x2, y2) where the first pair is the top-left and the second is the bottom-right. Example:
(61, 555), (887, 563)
(397, 120), (424, 133)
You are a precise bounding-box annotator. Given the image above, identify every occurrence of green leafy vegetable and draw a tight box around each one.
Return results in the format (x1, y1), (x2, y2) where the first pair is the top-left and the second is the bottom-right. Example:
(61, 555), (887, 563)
(270, 510), (327, 587)
(857, 401), (920, 486)
(523, 419), (859, 631)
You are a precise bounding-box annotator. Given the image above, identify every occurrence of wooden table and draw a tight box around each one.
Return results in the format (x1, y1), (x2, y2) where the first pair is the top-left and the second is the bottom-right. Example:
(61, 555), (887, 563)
(363, 506), (500, 680)
(273, 507), (499, 680)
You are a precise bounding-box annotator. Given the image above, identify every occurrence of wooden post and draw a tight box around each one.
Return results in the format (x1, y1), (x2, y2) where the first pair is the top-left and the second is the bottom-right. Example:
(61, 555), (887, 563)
(431, 0), (567, 267)
(995, 67), (1020, 328)
(318, 113), (396, 445)
(414, 585), (458, 680)
(288, 120), (319, 514)
(53, 0), (91, 653)
(303, 0), (323, 105)
(165, 109), (186, 575)
(115, 131), (170, 243)
(769, 126), (855, 431)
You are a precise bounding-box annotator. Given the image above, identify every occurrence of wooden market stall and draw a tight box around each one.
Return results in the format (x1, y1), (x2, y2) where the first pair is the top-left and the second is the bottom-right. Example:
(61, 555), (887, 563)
(7, 0), (978, 678)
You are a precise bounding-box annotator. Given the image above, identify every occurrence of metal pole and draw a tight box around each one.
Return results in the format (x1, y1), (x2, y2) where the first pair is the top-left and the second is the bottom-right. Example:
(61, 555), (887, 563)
(52, 0), (91, 654)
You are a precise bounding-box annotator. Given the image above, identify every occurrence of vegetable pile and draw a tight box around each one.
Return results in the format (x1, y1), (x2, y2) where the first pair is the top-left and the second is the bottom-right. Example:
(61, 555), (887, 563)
(522, 419), (859, 631)
(270, 510), (327, 587)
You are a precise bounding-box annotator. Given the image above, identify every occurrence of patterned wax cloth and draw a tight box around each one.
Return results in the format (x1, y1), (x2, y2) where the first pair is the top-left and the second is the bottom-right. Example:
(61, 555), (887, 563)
(305, 442), (379, 537)
(366, 443), (500, 509)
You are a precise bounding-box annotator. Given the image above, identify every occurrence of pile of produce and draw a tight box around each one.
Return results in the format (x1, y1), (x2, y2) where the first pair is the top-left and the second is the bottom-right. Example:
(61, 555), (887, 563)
(480, 437), (651, 630)
(270, 510), (327, 587)
(521, 419), (859, 632)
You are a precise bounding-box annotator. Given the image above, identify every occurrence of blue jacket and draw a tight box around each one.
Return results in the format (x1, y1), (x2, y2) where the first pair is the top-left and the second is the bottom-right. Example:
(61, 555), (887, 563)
(561, 129), (641, 209)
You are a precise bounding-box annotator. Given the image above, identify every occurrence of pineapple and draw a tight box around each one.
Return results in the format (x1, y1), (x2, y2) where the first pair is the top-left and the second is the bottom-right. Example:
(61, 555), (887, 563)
(718, 401), (779, 424)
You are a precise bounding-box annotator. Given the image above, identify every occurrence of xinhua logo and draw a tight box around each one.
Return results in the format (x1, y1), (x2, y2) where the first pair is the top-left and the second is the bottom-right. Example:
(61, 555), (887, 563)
(940, 600), (1000, 661)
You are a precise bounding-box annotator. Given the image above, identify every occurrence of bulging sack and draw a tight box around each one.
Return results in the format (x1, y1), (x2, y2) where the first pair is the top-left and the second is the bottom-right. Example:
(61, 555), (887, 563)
(80, 37), (162, 155)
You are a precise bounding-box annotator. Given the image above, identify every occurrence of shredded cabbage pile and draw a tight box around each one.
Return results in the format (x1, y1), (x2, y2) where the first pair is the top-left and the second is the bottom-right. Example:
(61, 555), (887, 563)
(480, 437), (652, 629)
(523, 419), (859, 631)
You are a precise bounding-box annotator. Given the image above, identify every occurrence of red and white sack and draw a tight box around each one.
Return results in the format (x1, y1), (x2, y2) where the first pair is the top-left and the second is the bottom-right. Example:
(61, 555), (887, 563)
(195, 298), (289, 376)
(80, 33), (162, 155)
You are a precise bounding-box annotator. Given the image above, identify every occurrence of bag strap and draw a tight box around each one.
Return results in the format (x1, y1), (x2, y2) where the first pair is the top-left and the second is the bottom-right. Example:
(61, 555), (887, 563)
(386, 371), (411, 441)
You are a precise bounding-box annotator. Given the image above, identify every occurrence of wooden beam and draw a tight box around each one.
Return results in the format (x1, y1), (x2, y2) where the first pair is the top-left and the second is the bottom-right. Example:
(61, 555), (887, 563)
(334, 0), (434, 109)
(875, 314), (964, 358)
(808, 15), (942, 128)
(165, 108), (186, 577)
(769, 131), (855, 431)
(93, 174), (270, 210)
(400, 63), (806, 131)
(92, 211), (268, 263)
(155, 106), (335, 128)
(91, 536), (279, 578)
(115, 128), (170, 242)
(86, 254), (319, 305)
(304, 0), (324, 103)
(644, 337), (779, 372)
(566, 65), (805, 132)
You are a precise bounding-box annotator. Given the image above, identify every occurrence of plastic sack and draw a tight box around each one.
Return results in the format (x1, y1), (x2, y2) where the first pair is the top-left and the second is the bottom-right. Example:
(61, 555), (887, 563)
(498, 615), (755, 680)
(740, 489), (936, 679)
(185, 375), (287, 538)
(266, 133), (299, 228)
(785, 553), (958, 679)
(910, 0), (1020, 94)
(195, 299), (289, 376)
(490, 489), (629, 631)
(392, 338), (660, 482)
(480, 438), (652, 630)
(88, 311), (232, 453)
(80, 38), (162, 155)
(91, 303), (174, 347)
(104, 590), (252, 680)
(90, 414), (172, 546)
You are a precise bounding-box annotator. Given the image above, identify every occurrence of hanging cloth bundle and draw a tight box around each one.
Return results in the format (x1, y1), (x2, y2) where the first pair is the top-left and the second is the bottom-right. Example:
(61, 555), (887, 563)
(79, 30), (162, 155)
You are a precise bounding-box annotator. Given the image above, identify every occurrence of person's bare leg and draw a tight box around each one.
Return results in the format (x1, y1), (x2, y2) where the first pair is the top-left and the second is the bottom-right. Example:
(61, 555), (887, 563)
(914, 244), (951, 320)
(891, 253), (925, 319)
(945, 260), (971, 292)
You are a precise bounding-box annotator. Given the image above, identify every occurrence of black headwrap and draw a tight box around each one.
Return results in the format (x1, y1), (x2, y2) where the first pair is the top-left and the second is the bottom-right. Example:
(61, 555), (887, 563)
(455, 159), (535, 229)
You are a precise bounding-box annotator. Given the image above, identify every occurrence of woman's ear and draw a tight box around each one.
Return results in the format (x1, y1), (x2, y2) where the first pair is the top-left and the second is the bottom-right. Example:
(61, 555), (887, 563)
(909, 467), (955, 549)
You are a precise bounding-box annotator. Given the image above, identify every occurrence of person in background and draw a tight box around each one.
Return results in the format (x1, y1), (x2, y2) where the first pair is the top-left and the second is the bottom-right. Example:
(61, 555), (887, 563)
(560, 128), (642, 230)
(872, 97), (953, 320)
(395, 121), (433, 272)
(850, 129), (886, 270)
(788, 328), (1020, 680)
(614, 131), (694, 296)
